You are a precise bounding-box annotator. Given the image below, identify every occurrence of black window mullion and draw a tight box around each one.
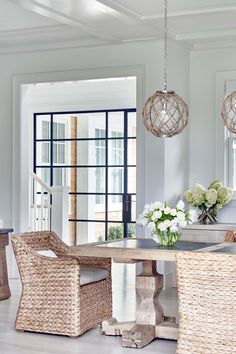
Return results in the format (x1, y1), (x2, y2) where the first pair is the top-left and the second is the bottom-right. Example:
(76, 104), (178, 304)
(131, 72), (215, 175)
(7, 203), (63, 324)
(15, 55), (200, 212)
(50, 114), (54, 186)
(33, 114), (37, 205)
(123, 110), (128, 237)
(105, 112), (109, 240)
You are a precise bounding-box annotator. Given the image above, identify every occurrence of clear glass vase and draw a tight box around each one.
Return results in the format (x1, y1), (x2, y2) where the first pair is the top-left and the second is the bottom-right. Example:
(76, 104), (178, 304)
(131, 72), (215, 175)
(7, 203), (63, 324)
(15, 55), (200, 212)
(198, 207), (217, 224)
(154, 229), (180, 247)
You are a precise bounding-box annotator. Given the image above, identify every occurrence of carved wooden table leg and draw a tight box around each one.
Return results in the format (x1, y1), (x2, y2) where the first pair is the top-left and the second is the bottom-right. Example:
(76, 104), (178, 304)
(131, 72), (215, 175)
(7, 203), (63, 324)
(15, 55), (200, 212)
(0, 233), (11, 301)
(102, 260), (178, 348)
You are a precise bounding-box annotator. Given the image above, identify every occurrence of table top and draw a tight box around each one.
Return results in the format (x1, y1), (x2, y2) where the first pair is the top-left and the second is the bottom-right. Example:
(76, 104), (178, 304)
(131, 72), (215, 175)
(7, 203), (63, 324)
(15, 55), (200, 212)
(69, 238), (226, 262)
(0, 228), (13, 234)
(213, 244), (236, 254)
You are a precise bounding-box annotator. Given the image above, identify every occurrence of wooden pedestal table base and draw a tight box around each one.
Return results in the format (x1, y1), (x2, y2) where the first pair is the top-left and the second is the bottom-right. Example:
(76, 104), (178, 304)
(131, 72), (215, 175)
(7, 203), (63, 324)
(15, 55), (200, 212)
(102, 260), (178, 348)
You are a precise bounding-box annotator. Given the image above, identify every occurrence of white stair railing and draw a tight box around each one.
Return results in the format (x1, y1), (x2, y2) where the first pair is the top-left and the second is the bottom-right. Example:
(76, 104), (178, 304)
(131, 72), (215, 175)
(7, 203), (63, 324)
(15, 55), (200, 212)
(29, 172), (69, 242)
(30, 172), (52, 231)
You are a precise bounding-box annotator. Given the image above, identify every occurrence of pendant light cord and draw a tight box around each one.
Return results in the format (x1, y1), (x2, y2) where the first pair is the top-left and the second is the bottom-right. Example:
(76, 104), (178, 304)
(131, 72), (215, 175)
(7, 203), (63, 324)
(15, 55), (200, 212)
(164, 0), (168, 91)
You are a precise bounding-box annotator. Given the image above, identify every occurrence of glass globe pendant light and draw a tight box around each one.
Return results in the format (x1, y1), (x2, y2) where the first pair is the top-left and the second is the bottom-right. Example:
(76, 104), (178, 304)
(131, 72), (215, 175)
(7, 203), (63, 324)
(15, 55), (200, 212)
(142, 0), (188, 138)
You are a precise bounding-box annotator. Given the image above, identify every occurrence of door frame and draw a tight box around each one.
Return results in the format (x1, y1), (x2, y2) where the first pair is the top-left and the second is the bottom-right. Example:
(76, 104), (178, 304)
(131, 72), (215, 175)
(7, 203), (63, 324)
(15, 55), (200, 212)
(12, 66), (145, 246)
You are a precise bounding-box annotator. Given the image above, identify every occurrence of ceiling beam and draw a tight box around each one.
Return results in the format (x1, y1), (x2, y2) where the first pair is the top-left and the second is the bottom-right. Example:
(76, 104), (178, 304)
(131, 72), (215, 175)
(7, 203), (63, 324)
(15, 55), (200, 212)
(10, 0), (120, 42)
(141, 5), (236, 20)
(97, 0), (141, 19)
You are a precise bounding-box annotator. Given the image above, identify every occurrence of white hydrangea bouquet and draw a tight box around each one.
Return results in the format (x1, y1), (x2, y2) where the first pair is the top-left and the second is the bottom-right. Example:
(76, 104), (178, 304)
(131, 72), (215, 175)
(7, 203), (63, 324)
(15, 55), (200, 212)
(184, 180), (233, 224)
(137, 200), (193, 247)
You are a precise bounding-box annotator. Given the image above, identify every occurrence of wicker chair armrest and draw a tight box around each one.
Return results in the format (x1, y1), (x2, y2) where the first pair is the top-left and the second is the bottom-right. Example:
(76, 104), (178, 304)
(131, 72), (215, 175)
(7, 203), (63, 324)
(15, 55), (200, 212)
(76, 256), (111, 272)
(18, 253), (80, 284)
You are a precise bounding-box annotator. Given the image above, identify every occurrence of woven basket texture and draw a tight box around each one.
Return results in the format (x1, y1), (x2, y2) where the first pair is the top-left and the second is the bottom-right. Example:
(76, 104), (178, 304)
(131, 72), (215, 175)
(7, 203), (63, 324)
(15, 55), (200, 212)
(11, 231), (112, 337)
(176, 252), (236, 354)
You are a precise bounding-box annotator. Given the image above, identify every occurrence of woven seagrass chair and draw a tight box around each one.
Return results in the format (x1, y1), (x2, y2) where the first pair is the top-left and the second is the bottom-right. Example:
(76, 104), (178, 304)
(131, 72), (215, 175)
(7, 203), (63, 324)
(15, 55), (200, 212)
(225, 230), (236, 242)
(11, 231), (112, 337)
(176, 252), (236, 354)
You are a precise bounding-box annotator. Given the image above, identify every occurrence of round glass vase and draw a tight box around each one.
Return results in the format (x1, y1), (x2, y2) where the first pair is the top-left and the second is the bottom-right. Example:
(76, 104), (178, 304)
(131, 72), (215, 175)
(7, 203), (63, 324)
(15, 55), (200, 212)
(154, 228), (180, 247)
(198, 206), (218, 224)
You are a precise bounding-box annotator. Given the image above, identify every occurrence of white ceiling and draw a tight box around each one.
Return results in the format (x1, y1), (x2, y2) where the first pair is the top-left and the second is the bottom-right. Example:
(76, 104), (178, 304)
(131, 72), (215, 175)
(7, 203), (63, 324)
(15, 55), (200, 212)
(1, 0), (236, 53)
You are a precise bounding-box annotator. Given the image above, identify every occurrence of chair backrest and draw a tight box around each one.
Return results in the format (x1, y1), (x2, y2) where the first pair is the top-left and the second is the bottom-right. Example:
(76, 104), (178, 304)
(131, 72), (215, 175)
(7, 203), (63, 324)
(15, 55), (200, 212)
(12, 231), (68, 256)
(176, 251), (236, 354)
(224, 230), (236, 242)
(11, 231), (69, 283)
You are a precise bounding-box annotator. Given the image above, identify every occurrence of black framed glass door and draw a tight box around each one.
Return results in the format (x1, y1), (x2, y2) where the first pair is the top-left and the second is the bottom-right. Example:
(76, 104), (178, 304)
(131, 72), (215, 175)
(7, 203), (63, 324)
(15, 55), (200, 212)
(33, 108), (136, 242)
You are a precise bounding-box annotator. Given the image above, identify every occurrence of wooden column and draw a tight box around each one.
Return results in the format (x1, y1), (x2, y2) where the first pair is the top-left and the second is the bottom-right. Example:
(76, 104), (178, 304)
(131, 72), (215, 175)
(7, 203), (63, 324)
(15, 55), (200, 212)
(69, 116), (77, 246)
(0, 229), (13, 301)
(102, 259), (178, 349)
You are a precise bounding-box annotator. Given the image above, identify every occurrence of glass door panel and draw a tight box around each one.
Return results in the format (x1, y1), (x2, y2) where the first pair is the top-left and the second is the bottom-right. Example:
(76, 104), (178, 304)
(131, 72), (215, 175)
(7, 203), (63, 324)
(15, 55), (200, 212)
(34, 109), (136, 243)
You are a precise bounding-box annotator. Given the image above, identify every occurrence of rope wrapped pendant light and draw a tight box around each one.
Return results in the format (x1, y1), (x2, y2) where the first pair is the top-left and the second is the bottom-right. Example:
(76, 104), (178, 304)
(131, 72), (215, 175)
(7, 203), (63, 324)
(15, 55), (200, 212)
(142, 0), (188, 138)
(221, 91), (236, 133)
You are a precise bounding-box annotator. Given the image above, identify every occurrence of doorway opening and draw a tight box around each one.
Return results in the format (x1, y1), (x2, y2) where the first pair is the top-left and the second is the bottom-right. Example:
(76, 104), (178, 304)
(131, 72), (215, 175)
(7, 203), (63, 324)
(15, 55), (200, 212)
(27, 77), (137, 244)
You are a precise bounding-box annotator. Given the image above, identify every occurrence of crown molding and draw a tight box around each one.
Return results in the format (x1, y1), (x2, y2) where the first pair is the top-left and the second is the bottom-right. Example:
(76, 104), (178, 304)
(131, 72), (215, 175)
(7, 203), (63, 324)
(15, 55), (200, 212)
(0, 38), (108, 55)
(176, 28), (236, 42)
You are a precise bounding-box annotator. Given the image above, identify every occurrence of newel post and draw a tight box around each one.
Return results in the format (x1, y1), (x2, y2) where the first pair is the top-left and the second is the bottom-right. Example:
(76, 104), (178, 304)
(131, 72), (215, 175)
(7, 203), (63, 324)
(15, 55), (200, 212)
(51, 186), (70, 243)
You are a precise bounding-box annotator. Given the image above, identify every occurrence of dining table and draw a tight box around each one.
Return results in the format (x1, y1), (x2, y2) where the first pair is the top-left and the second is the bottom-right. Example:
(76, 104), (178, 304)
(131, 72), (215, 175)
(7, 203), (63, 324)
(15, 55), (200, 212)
(69, 238), (230, 349)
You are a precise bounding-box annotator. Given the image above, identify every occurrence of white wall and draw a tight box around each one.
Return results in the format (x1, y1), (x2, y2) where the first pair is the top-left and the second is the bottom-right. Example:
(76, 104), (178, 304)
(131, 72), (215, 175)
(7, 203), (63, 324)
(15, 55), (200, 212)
(0, 39), (189, 230)
(0, 39), (189, 278)
(190, 47), (236, 222)
(165, 42), (189, 205)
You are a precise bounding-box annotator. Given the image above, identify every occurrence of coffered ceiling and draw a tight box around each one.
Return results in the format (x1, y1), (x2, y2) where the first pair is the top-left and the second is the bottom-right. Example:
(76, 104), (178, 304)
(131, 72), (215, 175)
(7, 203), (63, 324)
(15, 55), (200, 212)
(1, 0), (236, 53)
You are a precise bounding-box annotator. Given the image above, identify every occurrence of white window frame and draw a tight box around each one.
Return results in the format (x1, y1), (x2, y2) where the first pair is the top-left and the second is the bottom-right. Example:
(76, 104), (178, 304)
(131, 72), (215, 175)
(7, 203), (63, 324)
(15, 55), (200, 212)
(227, 135), (236, 190)
(216, 72), (236, 199)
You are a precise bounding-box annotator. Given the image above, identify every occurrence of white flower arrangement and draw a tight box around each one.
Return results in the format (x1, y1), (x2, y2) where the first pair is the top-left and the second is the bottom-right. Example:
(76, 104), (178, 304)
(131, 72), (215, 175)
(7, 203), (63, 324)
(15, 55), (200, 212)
(184, 180), (233, 223)
(137, 200), (193, 246)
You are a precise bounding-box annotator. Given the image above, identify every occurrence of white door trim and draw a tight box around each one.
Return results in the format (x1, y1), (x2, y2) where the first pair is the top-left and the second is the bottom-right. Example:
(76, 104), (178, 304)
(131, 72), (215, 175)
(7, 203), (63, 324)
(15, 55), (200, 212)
(11, 65), (145, 276)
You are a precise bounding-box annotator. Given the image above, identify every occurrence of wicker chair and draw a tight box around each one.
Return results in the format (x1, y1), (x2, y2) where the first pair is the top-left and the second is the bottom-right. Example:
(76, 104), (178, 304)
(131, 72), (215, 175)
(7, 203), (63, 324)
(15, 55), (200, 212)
(11, 231), (112, 337)
(224, 230), (236, 242)
(176, 252), (236, 354)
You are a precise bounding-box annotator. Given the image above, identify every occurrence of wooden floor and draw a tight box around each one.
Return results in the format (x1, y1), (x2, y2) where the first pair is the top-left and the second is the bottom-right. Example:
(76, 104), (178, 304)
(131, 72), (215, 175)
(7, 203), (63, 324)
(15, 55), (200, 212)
(0, 263), (177, 354)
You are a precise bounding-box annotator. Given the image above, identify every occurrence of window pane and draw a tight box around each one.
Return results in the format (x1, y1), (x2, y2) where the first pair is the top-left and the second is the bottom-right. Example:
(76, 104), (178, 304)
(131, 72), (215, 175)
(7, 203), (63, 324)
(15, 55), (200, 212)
(108, 167), (124, 194)
(108, 112), (124, 137)
(75, 221), (105, 243)
(128, 112), (136, 137)
(108, 139), (124, 165)
(77, 140), (105, 166)
(71, 195), (106, 221)
(36, 168), (51, 186)
(95, 128), (105, 139)
(76, 167), (105, 193)
(36, 142), (50, 165)
(42, 143), (50, 163)
(96, 167), (105, 204)
(107, 223), (124, 240)
(35, 115), (51, 139)
(58, 123), (65, 139)
(52, 167), (67, 186)
(52, 122), (66, 139)
(58, 144), (65, 164)
(128, 139), (136, 165)
(108, 196), (122, 221)
(53, 142), (66, 165)
(53, 143), (57, 163)
(128, 167), (136, 193)
(127, 223), (136, 238)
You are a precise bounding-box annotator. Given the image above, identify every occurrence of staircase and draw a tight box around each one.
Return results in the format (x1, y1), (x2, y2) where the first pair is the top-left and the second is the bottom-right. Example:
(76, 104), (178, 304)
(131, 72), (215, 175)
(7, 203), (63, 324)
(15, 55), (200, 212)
(30, 172), (52, 231)
(29, 171), (69, 242)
